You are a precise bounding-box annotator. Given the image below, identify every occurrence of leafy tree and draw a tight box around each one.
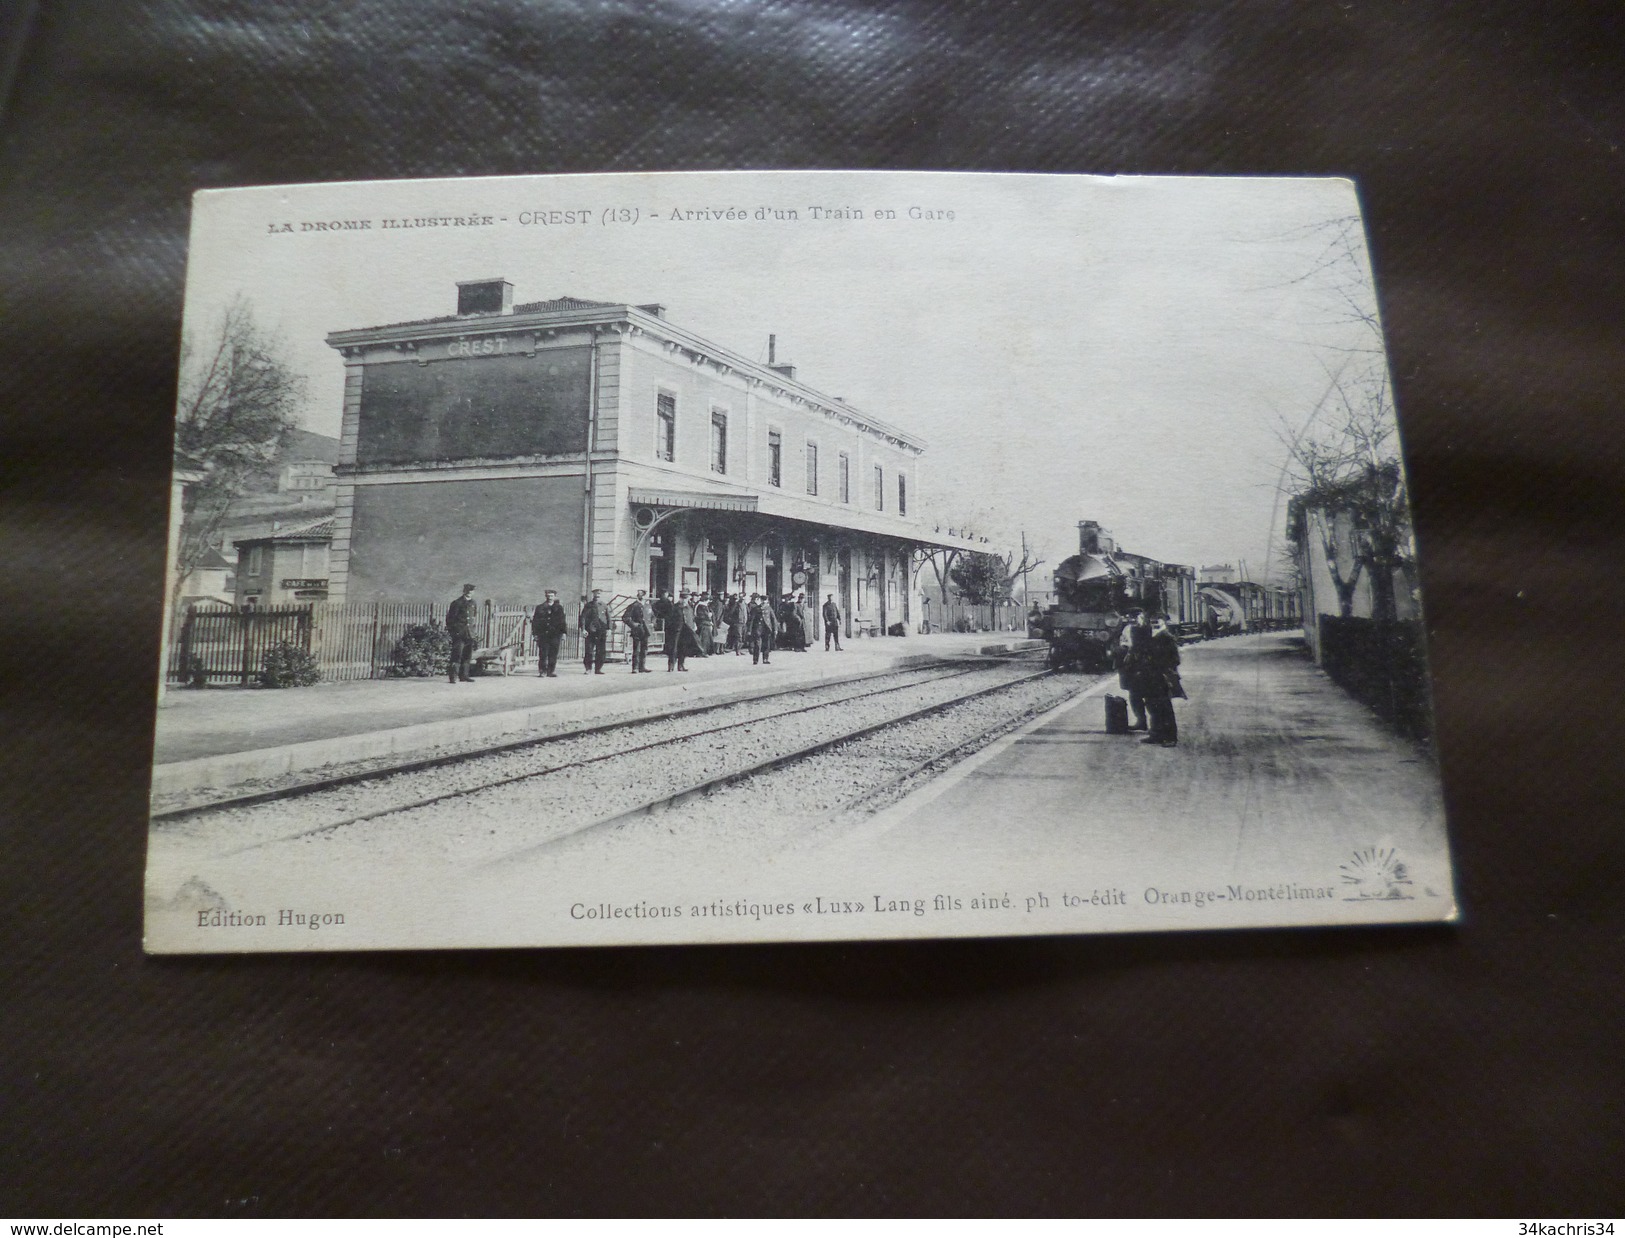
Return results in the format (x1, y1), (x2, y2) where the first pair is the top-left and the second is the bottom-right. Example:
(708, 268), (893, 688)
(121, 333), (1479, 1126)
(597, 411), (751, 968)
(171, 298), (306, 614)
(948, 546), (1047, 606)
(948, 551), (1005, 605)
(917, 504), (1045, 607)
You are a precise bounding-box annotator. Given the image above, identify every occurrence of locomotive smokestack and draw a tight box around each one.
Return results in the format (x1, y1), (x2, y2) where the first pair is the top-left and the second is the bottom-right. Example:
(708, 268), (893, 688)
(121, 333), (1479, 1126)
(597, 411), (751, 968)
(1079, 520), (1103, 556)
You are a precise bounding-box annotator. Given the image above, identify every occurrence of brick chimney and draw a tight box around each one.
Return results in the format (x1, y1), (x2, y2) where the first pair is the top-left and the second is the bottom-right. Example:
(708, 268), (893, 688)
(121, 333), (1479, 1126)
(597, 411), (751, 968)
(456, 278), (513, 316)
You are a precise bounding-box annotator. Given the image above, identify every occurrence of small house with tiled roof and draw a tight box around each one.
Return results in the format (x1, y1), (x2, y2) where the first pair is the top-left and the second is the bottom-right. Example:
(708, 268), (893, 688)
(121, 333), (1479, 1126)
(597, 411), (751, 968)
(233, 516), (333, 607)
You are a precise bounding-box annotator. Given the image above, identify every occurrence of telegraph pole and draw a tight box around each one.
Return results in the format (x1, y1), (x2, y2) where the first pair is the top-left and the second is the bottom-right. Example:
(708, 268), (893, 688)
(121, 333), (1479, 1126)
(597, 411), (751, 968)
(1020, 530), (1031, 610)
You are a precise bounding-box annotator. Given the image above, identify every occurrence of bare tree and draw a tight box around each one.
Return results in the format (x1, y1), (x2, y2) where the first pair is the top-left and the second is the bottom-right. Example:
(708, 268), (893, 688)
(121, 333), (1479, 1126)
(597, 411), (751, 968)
(1278, 217), (1413, 622)
(171, 298), (307, 613)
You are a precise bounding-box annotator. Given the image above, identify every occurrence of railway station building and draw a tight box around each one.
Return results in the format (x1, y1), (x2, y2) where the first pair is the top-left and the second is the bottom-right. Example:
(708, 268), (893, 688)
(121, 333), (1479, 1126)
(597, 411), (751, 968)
(323, 279), (979, 638)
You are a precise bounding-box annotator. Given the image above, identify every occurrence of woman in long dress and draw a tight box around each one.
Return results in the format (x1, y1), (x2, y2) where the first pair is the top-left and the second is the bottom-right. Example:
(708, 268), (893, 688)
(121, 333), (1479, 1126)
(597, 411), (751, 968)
(781, 594), (806, 650)
(694, 598), (714, 659)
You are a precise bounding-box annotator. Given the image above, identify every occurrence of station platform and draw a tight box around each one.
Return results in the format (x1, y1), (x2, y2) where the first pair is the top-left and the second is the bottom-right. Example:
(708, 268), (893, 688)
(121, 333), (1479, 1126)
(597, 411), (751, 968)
(150, 633), (1043, 801)
(841, 631), (1455, 925)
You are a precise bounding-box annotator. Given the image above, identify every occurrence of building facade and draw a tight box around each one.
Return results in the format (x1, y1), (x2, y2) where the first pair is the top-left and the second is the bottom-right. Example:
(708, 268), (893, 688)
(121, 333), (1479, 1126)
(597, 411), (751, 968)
(234, 517), (333, 608)
(324, 280), (977, 636)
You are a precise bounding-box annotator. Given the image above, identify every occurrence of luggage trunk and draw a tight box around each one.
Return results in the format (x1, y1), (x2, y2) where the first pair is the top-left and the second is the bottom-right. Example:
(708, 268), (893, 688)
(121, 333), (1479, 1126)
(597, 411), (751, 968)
(1105, 693), (1130, 734)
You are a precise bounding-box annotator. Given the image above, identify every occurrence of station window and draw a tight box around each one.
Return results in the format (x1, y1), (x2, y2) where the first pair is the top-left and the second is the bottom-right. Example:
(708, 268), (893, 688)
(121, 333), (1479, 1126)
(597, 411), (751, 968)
(656, 393), (676, 462)
(710, 410), (728, 474)
(768, 430), (782, 487)
(838, 452), (851, 504)
(898, 473), (907, 515)
(874, 464), (884, 511)
(805, 441), (818, 495)
(245, 546), (262, 577)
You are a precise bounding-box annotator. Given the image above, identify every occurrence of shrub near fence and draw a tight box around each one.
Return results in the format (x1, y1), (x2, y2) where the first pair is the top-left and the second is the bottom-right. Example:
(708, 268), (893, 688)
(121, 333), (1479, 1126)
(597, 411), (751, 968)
(311, 602), (437, 681)
(1317, 615), (1432, 741)
(172, 605), (313, 686)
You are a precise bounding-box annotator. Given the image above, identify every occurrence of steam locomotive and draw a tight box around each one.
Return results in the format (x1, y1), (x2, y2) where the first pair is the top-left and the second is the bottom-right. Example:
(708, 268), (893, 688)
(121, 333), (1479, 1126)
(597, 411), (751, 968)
(1032, 523), (1150, 670)
(1034, 520), (1300, 670)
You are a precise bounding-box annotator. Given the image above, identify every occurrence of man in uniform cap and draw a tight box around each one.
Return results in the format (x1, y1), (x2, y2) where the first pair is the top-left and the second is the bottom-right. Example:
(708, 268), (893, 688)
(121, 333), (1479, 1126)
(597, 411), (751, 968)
(531, 588), (567, 677)
(622, 589), (652, 673)
(822, 593), (843, 651)
(580, 588), (610, 675)
(446, 584), (479, 684)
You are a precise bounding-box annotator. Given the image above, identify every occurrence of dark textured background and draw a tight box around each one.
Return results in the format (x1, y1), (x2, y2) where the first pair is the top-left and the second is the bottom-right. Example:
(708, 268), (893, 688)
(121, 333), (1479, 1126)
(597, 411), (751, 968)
(2, 0), (1622, 1217)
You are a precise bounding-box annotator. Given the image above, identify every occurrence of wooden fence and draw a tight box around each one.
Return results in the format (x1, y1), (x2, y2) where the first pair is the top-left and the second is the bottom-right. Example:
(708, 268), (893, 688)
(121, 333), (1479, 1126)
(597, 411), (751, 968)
(917, 600), (1027, 635)
(168, 598), (650, 685)
(171, 605), (314, 686)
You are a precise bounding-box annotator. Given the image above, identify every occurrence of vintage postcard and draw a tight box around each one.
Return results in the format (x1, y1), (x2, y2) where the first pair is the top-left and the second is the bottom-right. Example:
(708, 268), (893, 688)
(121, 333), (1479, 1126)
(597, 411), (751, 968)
(146, 170), (1456, 952)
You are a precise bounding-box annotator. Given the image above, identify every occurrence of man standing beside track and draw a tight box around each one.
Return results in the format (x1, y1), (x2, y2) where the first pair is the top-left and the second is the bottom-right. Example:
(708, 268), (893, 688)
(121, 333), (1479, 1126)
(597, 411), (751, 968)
(723, 592), (743, 654)
(1114, 607), (1149, 731)
(446, 583), (479, 684)
(822, 593), (843, 651)
(1122, 608), (1182, 747)
(623, 589), (652, 673)
(580, 589), (610, 675)
(531, 588), (567, 677)
(746, 592), (777, 665)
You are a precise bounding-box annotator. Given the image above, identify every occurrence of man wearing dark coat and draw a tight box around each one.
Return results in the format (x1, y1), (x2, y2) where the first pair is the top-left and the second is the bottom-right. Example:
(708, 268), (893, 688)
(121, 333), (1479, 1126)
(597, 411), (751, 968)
(623, 589), (652, 673)
(1113, 609), (1149, 731)
(580, 589), (611, 675)
(1123, 610), (1182, 746)
(671, 591), (701, 670)
(822, 594), (844, 651)
(531, 589), (568, 677)
(651, 592), (675, 658)
(446, 583), (479, 684)
(722, 593), (743, 654)
(746, 593), (777, 665)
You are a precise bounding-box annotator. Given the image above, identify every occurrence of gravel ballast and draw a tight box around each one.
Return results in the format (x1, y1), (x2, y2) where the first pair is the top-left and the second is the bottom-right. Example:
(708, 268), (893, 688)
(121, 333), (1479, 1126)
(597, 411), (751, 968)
(152, 662), (1080, 874)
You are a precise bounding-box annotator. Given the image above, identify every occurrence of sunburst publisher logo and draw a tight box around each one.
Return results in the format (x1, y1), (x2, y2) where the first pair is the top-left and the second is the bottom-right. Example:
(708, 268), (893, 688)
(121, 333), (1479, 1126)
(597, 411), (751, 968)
(1340, 847), (1414, 901)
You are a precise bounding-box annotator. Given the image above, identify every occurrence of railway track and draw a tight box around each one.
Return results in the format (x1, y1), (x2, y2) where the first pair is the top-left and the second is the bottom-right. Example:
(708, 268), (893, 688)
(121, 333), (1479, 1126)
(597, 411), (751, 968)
(151, 654), (1090, 875)
(152, 659), (1009, 822)
(484, 661), (1074, 868)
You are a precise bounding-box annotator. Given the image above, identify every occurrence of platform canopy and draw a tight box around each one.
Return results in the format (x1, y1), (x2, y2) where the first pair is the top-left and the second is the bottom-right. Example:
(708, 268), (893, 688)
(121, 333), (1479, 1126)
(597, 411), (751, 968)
(626, 488), (759, 514)
(626, 488), (986, 554)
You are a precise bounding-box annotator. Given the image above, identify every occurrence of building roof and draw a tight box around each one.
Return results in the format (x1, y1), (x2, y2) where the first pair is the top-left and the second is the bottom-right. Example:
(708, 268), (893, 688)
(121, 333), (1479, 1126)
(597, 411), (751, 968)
(195, 547), (234, 571)
(234, 517), (333, 548)
(353, 295), (617, 333)
(511, 295), (617, 315)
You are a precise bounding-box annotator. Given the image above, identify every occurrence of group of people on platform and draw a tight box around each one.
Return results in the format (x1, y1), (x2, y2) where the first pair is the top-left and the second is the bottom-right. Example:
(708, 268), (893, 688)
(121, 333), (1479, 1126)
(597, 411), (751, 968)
(1112, 606), (1185, 747)
(512, 586), (847, 679)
